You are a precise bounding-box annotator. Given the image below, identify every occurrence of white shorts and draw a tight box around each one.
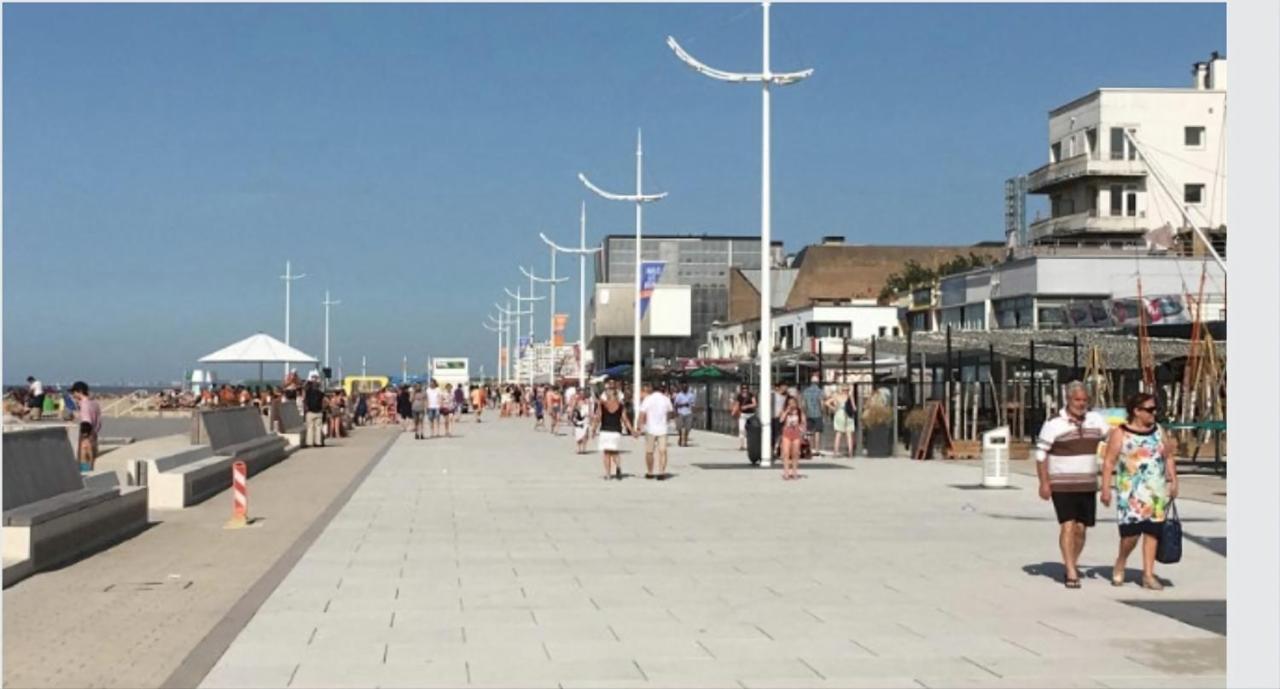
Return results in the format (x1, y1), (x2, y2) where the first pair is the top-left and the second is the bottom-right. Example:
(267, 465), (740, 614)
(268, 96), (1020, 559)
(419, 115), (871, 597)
(574, 426), (588, 442)
(598, 431), (622, 453)
(738, 413), (753, 437)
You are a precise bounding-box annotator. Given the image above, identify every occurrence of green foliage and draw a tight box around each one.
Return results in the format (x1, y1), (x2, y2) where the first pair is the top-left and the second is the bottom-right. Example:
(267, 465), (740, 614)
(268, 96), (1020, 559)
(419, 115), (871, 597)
(903, 407), (929, 431)
(879, 252), (996, 302)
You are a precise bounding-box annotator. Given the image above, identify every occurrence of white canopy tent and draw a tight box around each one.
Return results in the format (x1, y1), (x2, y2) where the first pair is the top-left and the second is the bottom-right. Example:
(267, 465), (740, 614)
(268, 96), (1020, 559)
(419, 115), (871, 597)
(198, 332), (319, 385)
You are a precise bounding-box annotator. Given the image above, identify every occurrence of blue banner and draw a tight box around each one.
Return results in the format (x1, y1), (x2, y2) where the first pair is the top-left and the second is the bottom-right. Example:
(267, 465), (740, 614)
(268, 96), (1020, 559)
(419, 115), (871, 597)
(639, 261), (666, 318)
(518, 336), (531, 356)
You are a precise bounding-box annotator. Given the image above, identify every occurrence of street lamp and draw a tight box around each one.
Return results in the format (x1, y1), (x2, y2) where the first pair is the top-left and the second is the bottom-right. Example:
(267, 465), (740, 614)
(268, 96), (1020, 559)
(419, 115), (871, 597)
(540, 201), (604, 395)
(667, 1), (813, 466)
(322, 290), (340, 382)
(579, 129), (668, 414)
(482, 316), (503, 385)
(501, 289), (543, 387)
(520, 264), (568, 385)
(280, 260), (307, 378)
(494, 301), (528, 384)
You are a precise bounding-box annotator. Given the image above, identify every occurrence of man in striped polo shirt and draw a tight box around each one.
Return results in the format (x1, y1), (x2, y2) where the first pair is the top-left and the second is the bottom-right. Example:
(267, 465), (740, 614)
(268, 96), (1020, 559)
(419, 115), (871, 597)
(1036, 381), (1112, 589)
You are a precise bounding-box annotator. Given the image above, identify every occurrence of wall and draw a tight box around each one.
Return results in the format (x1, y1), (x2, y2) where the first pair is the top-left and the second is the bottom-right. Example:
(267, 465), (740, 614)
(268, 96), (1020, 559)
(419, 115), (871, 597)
(591, 284), (692, 338)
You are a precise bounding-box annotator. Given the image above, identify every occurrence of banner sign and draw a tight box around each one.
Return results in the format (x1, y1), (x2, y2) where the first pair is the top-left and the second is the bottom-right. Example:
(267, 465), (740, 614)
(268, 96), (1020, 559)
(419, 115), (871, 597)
(518, 336), (531, 356)
(553, 314), (569, 347)
(1062, 294), (1191, 328)
(639, 261), (666, 318)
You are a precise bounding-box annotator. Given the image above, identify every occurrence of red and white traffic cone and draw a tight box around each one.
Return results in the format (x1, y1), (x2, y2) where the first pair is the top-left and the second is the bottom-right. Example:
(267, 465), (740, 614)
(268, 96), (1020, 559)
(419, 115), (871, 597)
(225, 460), (249, 529)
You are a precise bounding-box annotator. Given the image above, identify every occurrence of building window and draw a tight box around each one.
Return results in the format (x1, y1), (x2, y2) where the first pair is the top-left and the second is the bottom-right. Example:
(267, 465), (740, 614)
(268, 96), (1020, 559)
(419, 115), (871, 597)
(1110, 128), (1126, 160)
(878, 326), (887, 337)
(1185, 126), (1206, 147)
(1050, 142), (1061, 163)
(892, 327), (901, 337)
(1126, 188), (1138, 217)
(1086, 128), (1097, 159)
(1185, 184), (1205, 204)
(1109, 185), (1124, 216)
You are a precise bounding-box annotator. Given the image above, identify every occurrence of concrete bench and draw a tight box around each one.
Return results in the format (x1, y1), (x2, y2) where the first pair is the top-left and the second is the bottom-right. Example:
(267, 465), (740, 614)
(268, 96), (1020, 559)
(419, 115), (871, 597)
(131, 408), (290, 511)
(3, 427), (148, 587)
(276, 403), (305, 448)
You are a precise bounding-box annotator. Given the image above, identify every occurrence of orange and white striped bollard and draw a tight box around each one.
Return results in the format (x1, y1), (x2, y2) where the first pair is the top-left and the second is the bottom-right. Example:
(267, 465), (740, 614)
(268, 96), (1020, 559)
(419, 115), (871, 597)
(225, 460), (249, 528)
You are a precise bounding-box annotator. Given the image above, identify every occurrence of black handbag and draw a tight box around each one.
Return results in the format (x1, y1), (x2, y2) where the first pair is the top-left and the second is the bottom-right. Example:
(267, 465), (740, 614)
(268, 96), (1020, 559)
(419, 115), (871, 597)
(1156, 500), (1183, 564)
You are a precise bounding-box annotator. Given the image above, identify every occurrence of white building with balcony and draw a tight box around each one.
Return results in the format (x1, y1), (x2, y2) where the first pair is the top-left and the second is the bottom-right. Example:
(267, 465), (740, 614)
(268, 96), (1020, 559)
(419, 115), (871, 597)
(705, 301), (900, 360)
(1025, 53), (1227, 253)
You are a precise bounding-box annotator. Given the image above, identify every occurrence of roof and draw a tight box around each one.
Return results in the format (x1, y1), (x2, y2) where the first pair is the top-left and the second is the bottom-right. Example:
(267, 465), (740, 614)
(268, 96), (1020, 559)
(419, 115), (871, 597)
(871, 329), (1214, 371)
(602, 233), (783, 245)
(738, 268), (798, 307)
(198, 333), (319, 364)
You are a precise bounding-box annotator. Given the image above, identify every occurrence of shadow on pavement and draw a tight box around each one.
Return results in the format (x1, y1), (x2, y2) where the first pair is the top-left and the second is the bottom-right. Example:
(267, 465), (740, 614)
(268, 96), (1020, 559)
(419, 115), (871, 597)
(1022, 561), (1174, 588)
(1121, 599), (1226, 636)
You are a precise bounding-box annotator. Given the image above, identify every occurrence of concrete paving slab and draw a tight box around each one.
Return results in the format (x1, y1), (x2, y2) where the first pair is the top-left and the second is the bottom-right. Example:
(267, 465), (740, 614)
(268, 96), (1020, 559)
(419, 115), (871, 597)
(196, 418), (1226, 688)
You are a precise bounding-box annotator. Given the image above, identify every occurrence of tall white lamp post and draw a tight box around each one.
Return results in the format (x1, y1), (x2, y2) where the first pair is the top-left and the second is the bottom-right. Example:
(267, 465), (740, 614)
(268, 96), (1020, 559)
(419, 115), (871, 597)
(482, 316), (503, 385)
(501, 289), (543, 387)
(322, 290), (340, 381)
(540, 201), (604, 394)
(667, 1), (813, 465)
(579, 130), (668, 414)
(280, 260), (307, 378)
(520, 264), (568, 385)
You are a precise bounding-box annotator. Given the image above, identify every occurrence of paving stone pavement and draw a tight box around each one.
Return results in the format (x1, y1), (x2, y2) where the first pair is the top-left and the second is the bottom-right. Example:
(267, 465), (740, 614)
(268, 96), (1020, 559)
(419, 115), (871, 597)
(2, 426), (401, 689)
(199, 416), (1226, 689)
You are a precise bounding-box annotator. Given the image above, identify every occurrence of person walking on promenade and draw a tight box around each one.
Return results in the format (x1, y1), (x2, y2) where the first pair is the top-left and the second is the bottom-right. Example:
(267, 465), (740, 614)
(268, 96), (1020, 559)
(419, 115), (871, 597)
(354, 393), (369, 426)
(26, 376), (45, 421)
(771, 382), (788, 459)
(441, 383), (456, 437)
(827, 384), (856, 457)
(426, 379), (443, 438)
(571, 399), (590, 454)
(471, 385), (486, 423)
(411, 384), (426, 439)
(453, 384), (466, 419)
(397, 385), (413, 432)
(532, 386), (546, 430)
(638, 382), (675, 480)
(732, 383), (758, 451)
(303, 379), (325, 448)
(779, 395), (806, 480)
(547, 386), (562, 435)
(802, 375), (827, 456)
(673, 383), (696, 447)
(70, 382), (101, 472)
(1036, 380), (1111, 589)
(595, 387), (634, 480)
(1101, 392), (1180, 590)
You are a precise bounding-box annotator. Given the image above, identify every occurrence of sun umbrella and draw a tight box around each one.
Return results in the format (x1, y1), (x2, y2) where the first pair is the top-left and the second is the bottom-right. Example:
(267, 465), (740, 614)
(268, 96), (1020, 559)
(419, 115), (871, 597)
(198, 332), (319, 385)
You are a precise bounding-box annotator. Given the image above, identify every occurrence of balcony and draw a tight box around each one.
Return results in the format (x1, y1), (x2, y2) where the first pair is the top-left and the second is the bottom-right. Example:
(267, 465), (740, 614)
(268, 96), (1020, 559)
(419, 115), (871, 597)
(1026, 154), (1147, 192)
(1029, 209), (1150, 242)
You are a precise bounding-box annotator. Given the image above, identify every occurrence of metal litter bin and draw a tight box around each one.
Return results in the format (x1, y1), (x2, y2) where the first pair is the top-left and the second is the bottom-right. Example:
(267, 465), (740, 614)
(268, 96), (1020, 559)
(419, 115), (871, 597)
(745, 415), (762, 465)
(982, 426), (1010, 488)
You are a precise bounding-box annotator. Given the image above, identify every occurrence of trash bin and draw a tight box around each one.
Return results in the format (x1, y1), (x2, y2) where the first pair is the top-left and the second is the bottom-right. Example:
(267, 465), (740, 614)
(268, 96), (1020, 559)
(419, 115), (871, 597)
(745, 415), (762, 465)
(982, 426), (1010, 488)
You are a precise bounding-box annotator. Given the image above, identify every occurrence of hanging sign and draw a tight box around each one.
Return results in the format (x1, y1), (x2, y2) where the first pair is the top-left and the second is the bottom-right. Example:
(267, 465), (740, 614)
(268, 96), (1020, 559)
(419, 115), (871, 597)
(553, 314), (569, 347)
(639, 261), (666, 318)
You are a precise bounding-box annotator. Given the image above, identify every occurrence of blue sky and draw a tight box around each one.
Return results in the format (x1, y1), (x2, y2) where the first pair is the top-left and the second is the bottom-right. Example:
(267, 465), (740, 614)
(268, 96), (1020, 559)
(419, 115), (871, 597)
(3, 3), (1225, 384)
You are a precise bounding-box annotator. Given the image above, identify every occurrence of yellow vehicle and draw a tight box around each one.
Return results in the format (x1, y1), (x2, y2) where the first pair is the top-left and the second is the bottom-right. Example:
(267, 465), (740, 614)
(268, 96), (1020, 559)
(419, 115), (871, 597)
(343, 375), (390, 397)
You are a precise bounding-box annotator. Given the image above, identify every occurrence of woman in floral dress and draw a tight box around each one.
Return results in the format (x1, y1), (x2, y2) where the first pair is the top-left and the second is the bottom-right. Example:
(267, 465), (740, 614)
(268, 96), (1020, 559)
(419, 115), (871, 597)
(1101, 392), (1180, 590)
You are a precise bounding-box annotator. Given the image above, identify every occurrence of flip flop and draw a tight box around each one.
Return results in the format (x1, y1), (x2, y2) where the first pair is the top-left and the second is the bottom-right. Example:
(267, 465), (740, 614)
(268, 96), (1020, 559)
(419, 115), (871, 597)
(1065, 577), (1082, 589)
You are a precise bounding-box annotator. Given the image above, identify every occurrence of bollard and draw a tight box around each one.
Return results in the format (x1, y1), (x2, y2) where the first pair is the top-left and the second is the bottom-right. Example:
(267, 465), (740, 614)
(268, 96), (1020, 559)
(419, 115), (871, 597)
(225, 460), (249, 529)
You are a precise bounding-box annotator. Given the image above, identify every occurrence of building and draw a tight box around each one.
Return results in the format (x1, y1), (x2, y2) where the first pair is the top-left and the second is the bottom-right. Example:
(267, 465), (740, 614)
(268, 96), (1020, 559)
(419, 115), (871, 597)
(705, 301), (900, 361)
(588, 234), (785, 366)
(728, 238), (1006, 325)
(934, 252), (1226, 332)
(1025, 53), (1227, 254)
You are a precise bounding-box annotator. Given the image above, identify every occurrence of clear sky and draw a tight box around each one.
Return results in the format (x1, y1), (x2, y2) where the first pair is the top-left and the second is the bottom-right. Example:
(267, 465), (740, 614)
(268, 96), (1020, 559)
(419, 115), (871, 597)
(2, 2), (1225, 385)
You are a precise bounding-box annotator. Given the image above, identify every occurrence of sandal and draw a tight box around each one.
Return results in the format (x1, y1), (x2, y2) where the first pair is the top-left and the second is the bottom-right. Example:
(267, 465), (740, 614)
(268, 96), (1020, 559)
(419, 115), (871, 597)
(1111, 572), (1125, 587)
(1064, 577), (1082, 589)
(1141, 577), (1164, 591)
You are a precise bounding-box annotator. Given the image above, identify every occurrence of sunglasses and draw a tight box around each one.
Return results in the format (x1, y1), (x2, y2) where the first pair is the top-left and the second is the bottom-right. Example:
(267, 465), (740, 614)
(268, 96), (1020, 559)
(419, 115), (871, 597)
(1137, 406), (1158, 413)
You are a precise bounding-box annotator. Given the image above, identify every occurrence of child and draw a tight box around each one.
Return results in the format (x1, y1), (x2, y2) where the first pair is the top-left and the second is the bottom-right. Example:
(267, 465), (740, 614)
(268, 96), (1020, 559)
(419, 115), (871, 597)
(572, 402), (590, 454)
(533, 389), (545, 430)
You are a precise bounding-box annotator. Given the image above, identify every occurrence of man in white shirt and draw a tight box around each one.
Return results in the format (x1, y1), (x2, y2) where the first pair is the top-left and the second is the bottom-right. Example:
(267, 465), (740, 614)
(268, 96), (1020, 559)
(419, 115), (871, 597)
(425, 379), (443, 438)
(637, 382), (675, 481)
(27, 376), (45, 421)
